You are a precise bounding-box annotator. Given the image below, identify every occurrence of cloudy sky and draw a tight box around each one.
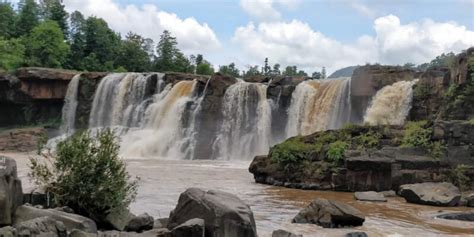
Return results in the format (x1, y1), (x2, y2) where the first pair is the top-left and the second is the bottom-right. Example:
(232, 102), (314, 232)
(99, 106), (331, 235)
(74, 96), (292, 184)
(40, 0), (474, 73)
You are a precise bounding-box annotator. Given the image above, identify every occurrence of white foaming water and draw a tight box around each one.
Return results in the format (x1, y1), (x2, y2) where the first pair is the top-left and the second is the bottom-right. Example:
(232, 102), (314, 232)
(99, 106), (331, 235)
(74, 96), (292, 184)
(364, 79), (419, 125)
(286, 78), (352, 137)
(121, 80), (198, 158)
(60, 74), (81, 133)
(212, 81), (272, 160)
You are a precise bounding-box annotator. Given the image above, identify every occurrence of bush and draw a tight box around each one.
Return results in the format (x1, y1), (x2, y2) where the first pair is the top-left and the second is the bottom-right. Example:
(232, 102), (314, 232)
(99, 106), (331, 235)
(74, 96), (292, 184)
(401, 121), (432, 148)
(353, 130), (381, 150)
(326, 141), (348, 163)
(449, 164), (473, 191)
(29, 129), (138, 222)
(270, 137), (315, 167)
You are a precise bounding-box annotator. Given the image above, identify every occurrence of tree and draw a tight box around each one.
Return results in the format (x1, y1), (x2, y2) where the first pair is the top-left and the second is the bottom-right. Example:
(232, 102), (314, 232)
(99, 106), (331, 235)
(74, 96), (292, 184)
(243, 65), (262, 78)
(272, 64), (281, 76)
(40, 0), (69, 37)
(297, 70), (308, 77)
(67, 11), (86, 69)
(219, 63), (240, 77)
(116, 32), (152, 72)
(0, 2), (16, 39)
(312, 71), (322, 79)
(25, 20), (69, 68)
(196, 62), (214, 75)
(283, 65), (297, 76)
(263, 57), (271, 75)
(154, 30), (178, 72)
(83, 17), (121, 71)
(196, 54), (204, 65)
(16, 0), (40, 37)
(321, 66), (327, 79)
(0, 38), (25, 71)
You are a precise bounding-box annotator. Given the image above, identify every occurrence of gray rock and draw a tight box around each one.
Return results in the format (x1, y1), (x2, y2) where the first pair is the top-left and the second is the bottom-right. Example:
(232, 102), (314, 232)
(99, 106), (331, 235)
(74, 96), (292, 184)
(14, 205), (97, 233)
(380, 190), (397, 197)
(437, 212), (474, 222)
(70, 229), (98, 237)
(14, 216), (67, 237)
(0, 226), (16, 237)
(354, 191), (387, 202)
(399, 182), (461, 206)
(345, 232), (368, 237)
(104, 207), (135, 231)
(170, 218), (204, 237)
(0, 155), (23, 225)
(153, 218), (169, 229)
(168, 188), (257, 237)
(125, 213), (154, 232)
(54, 206), (75, 214)
(292, 198), (365, 228)
(272, 229), (302, 237)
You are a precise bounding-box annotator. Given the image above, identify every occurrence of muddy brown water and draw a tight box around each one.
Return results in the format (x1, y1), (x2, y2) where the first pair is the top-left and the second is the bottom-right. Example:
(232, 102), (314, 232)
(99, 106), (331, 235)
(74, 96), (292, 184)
(5, 152), (474, 237)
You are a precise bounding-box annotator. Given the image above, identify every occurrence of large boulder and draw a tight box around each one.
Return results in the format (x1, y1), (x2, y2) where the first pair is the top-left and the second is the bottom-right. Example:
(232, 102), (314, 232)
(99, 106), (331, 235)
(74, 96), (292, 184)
(292, 198), (365, 228)
(125, 213), (154, 232)
(399, 182), (461, 207)
(0, 155), (23, 225)
(170, 218), (205, 237)
(14, 205), (97, 233)
(168, 188), (257, 237)
(436, 212), (474, 222)
(14, 216), (67, 237)
(0, 226), (16, 237)
(354, 191), (387, 202)
(104, 207), (135, 231)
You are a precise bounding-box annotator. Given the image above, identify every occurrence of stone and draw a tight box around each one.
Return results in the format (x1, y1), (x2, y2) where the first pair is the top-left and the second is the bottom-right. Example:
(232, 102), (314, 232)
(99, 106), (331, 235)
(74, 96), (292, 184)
(292, 198), (365, 228)
(354, 191), (387, 202)
(466, 194), (474, 207)
(436, 212), (474, 222)
(125, 213), (154, 232)
(153, 218), (169, 229)
(0, 226), (16, 237)
(104, 207), (135, 231)
(170, 218), (205, 237)
(70, 229), (97, 237)
(14, 216), (67, 237)
(54, 206), (75, 214)
(0, 155), (23, 226)
(14, 205), (97, 233)
(345, 232), (368, 237)
(272, 229), (303, 237)
(399, 182), (461, 207)
(168, 188), (257, 237)
(380, 190), (397, 197)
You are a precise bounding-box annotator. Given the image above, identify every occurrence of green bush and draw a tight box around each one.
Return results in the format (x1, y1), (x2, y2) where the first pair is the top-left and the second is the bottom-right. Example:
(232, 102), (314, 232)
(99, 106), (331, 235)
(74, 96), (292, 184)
(449, 164), (473, 191)
(401, 121), (432, 148)
(270, 137), (315, 167)
(326, 141), (348, 163)
(353, 130), (381, 150)
(29, 129), (138, 222)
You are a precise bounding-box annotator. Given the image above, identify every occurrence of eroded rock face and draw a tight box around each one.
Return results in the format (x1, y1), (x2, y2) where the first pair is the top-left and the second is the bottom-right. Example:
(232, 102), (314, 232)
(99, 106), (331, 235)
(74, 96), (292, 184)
(125, 213), (154, 232)
(170, 218), (205, 237)
(168, 188), (257, 237)
(0, 155), (23, 226)
(399, 182), (461, 207)
(292, 198), (365, 228)
(14, 216), (67, 237)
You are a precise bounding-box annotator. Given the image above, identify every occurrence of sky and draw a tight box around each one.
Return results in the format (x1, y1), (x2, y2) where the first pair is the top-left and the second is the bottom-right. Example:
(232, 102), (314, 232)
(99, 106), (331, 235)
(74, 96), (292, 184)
(25, 0), (474, 73)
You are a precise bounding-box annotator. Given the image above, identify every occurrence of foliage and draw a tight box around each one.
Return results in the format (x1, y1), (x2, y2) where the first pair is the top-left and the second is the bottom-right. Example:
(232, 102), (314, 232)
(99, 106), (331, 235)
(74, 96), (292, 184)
(243, 65), (262, 78)
(16, 0), (40, 37)
(196, 62), (214, 75)
(41, 0), (69, 37)
(83, 17), (121, 71)
(154, 30), (193, 73)
(449, 164), (473, 191)
(401, 121), (432, 148)
(326, 141), (348, 163)
(0, 38), (25, 70)
(270, 137), (316, 169)
(0, 2), (16, 38)
(429, 141), (444, 160)
(116, 32), (153, 72)
(219, 63), (240, 77)
(25, 20), (69, 68)
(29, 129), (138, 221)
(352, 129), (382, 150)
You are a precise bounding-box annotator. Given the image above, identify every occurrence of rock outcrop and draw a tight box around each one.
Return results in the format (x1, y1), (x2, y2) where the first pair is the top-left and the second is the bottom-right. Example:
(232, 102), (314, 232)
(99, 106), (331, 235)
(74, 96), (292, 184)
(14, 216), (67, 237)
(170, 218), (205, 237)
(399, 182), (462, 207)
(168, 188), (257, 237)
(0, 156), (23, 226)
(292, 198), (365, 228)
(354, 191), (387, 202)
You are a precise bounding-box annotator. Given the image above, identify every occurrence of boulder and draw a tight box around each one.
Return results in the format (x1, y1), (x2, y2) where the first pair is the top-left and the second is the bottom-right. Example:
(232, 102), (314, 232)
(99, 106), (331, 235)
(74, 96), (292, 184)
(70, 229), (97, 237)
(125, 213), (154, 232)
(14, 205), (97, 233)
(380, 190), (397, 197)
(466, 194), (474, 207)
(354, 191), (387, 202)
(14, 216), (67, 237)
(399, 182), (461, 207)
(104, 207), (135, 231)
(272, 229), (303, 237)
(170, 218), (205, 237)
(345, 232), (368, 237)
(168, 188), (257, 237)
(0, 155), (23, 225)
(292, 198), (365, 228)
(153, 218), (169, 229)
(0, 226), (16, 237)
(436, 212), (474, 222)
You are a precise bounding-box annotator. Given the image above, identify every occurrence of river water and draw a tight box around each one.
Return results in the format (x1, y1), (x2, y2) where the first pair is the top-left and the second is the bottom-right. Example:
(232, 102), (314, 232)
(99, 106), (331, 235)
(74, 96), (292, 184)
(7, 152), (474, 237)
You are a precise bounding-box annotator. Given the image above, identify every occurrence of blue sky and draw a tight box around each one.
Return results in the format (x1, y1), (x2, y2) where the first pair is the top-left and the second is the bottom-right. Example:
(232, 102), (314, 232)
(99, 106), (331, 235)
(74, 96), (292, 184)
(59, 0), (474, 73)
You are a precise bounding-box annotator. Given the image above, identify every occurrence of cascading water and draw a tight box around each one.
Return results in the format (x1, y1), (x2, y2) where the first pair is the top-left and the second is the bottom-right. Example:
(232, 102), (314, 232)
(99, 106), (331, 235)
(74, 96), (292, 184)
(121, 80), (198, 158)
(61, 74), (81, 133)
(286, 78), (352, 137)
(364, 79), (419, 125)
(212, 81), (272, 160)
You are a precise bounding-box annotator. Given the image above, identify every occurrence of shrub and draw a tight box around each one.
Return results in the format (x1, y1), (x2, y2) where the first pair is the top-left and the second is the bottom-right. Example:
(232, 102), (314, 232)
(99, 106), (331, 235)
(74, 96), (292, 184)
(353, 130), (381, 150)
(29, 129), (138, 222)
(469, 118), (474, 125)
(429, 141), (445, 159)
(270, 137), (314, 168)
(401, 121), (432, 148)
(326, 141), (348, 163)
(449, 164), (473, 191)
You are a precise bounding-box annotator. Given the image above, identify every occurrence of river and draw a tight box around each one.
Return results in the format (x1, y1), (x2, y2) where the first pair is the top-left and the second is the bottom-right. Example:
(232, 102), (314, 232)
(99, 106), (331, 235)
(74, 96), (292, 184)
(6, 152), (474, 237)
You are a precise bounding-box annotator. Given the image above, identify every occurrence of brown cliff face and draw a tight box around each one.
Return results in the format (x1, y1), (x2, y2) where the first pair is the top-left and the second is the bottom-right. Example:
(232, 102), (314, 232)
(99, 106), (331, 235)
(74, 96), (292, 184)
(15, 67), (78, 99)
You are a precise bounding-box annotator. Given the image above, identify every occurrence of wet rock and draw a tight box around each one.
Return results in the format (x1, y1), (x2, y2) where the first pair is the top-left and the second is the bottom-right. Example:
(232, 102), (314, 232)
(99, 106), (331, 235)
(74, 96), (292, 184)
(153, 218), (169, 229)
(0, 155), (23, 225)
(168, 188), (257, 237)
(380, 190), (397, 197)
(14, 205), (97, 233)
(354, 191), (387, 202)
(272, 229), (303, 237)
(70, 229), (97, 237)
(0, 226), (16, 237)
(345, 232), (368, 237)
(292, 198), (365, 228)
(14, 216), (67, 237)
(104, 207), (135, 231)
(125, 213), (154, 232)
(437, 212), (474, 222)
(170, 218), (204, 237)
(399, 182), (461, 207)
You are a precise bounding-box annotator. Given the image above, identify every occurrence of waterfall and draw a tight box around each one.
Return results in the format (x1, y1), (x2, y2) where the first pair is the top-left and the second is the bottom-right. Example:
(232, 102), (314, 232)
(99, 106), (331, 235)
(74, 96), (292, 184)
(286, 78), (352, 137)
(212, 82), (272, 160)
(61, 74), (81, 133)
(364, 79), (418, 125)
(121, 80), (198, 158)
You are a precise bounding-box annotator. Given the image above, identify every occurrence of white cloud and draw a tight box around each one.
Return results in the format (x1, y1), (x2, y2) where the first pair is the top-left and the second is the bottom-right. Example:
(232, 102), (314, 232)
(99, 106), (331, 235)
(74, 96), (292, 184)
(63, 0), (221, 54)
(240, 0), (302, 21)
(351, 2), (376, 18)
(233, 15), (474, 73)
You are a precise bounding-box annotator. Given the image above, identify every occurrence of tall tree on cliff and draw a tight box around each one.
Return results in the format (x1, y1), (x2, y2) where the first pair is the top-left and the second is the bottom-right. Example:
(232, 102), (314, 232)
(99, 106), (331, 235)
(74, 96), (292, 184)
(321, 66), (327, 79)
(0, 38), (25, 71)
(40, 0), (69, 38)
(0, 2), (17, 39)
(66, 10), (86, 69)
(264, 57), (271, 75)
(16, 0), (40, 37)
(219, 63), (240, 77)
(154, 30), (193, 73)
(25, 20), (70, 68)
(116, 32), (153, 72)
(83, 17), (121, 71)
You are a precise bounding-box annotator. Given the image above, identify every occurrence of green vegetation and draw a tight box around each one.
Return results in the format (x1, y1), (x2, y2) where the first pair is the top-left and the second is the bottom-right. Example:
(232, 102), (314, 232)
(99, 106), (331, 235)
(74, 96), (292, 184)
(449, 164), (473, 191)
(26, 20), (70, 67)
(270, 137), (317, 169)
(326, 141), (348, 163)
(29, 129), (138, 222)
(469, 118), (474, 125)
(401, 121), (432, 148)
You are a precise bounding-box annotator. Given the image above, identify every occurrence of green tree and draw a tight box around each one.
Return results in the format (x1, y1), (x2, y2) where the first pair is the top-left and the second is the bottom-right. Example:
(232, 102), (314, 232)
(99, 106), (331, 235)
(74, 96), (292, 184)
(116, 32), (152, 72)
(16, 0), (40, 37)
(83, 17), (121, 71)
(67, 11), (86, 69)
(0, 38), (25, 70)
(196, 62), (214, 75)
(312, 71), (322, 79)
(0, 2), (16, 39)
(283, 65), (297, 76)
(272, 63), (281, 76)
(321, 66), (327, 79)
(243, 65), (262, 78)
(154, 30), (178, 72)
(219, 62), (240, 77)
(25, 20), (69, 68)
(40, 0), (69, 37)
(297, 70), (308, 76)
(263, 57), (270, 75)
